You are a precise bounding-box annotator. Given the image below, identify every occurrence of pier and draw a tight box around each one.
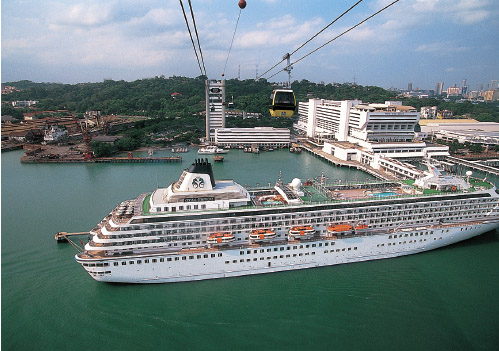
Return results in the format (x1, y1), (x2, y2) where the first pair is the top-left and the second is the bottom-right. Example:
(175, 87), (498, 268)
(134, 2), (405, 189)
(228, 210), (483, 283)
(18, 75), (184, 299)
(94, 156), (182, 163)
(21, 156), (182, 164)
(301, 145), (397, 181)
(54, 231), (90, 242)
(446, 156), (499, 177)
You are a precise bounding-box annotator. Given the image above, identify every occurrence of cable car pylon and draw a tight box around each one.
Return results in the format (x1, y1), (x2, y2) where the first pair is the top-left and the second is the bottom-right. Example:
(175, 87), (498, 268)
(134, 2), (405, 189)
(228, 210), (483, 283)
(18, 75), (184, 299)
(282, 53), (293, 88)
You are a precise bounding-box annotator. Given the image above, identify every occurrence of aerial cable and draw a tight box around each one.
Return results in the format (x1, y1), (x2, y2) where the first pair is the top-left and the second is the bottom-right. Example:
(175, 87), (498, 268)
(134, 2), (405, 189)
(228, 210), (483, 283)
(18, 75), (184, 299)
(179, 0), (204, 76)
(292, 0), (399, 67)
(264, 0), (400, 80)
(289, 0), (363, 57)
(187, 0), (207, 77)
(222, 8), (242, 77)
(258, 0), (364, 80)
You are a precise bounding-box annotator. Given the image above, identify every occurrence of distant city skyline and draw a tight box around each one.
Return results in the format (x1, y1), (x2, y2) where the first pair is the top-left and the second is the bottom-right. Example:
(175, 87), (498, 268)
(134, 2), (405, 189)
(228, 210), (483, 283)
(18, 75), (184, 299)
(2, 0), (499, 90)
(398, 79), (499, 93)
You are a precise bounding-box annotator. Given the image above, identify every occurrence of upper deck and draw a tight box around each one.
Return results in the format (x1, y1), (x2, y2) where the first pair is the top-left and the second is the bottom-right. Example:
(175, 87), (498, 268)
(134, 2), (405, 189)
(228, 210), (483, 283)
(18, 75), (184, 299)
(130, 176), (495, 220)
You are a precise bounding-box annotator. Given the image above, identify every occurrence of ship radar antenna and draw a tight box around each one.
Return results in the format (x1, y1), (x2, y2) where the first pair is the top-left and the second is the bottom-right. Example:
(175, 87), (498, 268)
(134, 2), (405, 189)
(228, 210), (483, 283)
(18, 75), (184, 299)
(277, 170), (283, 185)
(466, 170), (472, 186)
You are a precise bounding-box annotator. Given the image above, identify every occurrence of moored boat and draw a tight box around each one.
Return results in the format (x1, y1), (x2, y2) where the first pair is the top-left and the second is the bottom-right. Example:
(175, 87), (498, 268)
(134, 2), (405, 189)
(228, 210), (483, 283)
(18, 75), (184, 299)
(198, 146), (228, 154)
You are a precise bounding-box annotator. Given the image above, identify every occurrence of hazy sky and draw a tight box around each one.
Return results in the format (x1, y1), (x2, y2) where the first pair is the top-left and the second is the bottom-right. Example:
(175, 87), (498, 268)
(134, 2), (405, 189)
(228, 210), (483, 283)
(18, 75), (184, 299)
(2, 0), (498, 90)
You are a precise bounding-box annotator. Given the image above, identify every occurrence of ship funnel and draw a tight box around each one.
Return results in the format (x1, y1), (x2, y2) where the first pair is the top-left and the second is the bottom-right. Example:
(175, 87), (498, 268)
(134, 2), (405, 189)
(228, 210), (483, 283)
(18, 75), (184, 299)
(188, 158), (216, 188)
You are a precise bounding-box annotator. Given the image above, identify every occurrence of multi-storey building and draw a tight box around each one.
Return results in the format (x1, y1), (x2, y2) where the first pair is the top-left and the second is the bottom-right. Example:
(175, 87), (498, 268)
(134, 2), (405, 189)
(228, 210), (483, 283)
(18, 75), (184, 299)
(205, 80), (226, 142)
(484, 89), (499, 102)
(295, 99), (448, 163)
(446, 86), (461, 97)
(295, 99), (419, 144)
(44, 125), (67, 142)
(421, 106), (438, 119)
(435, 82), (444, 96)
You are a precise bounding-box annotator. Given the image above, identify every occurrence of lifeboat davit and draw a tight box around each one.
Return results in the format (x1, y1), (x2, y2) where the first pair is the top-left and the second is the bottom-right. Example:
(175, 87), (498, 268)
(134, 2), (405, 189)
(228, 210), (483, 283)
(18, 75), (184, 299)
(327, 224), (353, 236)
(354, 224), (369, 232)
(207, 232), (235, 245)
(249, 229), (277, 242)
(288, 225), (315, 240)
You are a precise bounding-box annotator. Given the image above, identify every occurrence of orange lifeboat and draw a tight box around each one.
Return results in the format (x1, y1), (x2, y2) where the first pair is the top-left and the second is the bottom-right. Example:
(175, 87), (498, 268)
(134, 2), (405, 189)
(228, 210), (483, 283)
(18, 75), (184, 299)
(327, 224), (353, 236)
(354, 224), (369, 231)
(207, 232), (235, 245)
(249, 229), (277, 242)
(288, 225), (315, 239)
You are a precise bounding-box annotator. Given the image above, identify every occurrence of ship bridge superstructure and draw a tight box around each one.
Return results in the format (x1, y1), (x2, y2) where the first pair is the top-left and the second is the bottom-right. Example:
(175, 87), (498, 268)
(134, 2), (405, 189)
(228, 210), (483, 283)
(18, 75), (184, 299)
(149, 159), (250, 213)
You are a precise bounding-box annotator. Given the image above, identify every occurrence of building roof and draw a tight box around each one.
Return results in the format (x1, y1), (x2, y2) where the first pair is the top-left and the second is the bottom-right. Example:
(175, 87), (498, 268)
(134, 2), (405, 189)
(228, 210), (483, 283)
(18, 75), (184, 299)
(421, 122), (499, 134)
(10, 131), (32, 137)
(2, 115), (14, 122)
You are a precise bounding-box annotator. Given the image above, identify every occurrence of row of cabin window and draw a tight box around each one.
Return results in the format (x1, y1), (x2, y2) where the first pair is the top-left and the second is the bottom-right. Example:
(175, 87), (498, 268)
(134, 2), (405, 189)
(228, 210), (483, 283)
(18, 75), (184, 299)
(84, 253), (224, 267)
(227, 252), (317, 263)
(89, 271), (112, 276)
(141, 199), (495, 229)
(389, 231), (434, 239)
(155, 204), (207, 212)
(134, 195), (494, 225)
(387, 239), (428, 246)
(238, 242), (334, 255)
(324, 247), (358, 253)
(145, 200), (487, 230)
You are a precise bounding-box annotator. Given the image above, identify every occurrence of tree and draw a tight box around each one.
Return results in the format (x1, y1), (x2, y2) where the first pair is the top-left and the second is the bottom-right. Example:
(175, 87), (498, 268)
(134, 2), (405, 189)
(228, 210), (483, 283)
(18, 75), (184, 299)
(91, 141), (116, 157)
(115, 136), (141, 151)
(1, 105), (25, 120)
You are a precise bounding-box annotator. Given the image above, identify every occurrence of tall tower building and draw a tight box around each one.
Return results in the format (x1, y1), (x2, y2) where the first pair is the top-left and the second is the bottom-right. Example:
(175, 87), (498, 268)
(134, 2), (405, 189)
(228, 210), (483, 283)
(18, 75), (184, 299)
(435, 82), (444, 95)
(205, 80), (226, 142)
(408, 83), (413, 91)
(491, 80), (498, 90)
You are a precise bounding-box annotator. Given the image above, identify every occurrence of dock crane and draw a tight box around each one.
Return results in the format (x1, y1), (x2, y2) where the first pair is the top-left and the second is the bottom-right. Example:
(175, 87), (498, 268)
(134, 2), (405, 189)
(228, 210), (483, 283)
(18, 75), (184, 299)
(71, 114), (94, 159)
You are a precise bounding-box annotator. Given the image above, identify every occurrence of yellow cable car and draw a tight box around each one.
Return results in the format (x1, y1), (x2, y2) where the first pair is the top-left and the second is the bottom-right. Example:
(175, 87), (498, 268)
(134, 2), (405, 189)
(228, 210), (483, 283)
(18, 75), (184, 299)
(269, 89), (296, 117)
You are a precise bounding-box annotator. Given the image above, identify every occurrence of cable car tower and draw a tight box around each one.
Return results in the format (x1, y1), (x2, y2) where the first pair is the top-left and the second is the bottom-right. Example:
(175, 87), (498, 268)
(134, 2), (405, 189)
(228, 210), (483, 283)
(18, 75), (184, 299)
(283, 53), (293, 88)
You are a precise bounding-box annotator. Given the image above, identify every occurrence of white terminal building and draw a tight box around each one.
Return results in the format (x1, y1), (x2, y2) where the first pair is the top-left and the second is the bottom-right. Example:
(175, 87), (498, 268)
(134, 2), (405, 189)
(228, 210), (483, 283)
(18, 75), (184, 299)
(295, 99), (449, 178)
(205, 79), (290, 147)
(421, 122), (499, 146)
(215, 127), (290, 148)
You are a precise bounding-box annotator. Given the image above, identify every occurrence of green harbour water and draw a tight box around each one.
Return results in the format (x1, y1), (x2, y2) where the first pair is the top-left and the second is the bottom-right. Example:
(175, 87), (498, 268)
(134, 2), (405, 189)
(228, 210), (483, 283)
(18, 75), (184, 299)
(2, 149), (499, 351)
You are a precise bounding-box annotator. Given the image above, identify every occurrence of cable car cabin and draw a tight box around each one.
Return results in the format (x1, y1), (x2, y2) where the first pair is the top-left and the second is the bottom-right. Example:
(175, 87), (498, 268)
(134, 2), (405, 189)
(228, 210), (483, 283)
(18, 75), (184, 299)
(227, 102), (234, 110)
(269, 89), (296, 117)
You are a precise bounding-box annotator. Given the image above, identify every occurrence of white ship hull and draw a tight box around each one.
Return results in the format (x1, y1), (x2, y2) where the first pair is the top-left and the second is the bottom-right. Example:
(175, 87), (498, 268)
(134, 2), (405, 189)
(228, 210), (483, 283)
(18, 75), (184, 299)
(78, 220), (497, 284)
(72, 159), (499, 284)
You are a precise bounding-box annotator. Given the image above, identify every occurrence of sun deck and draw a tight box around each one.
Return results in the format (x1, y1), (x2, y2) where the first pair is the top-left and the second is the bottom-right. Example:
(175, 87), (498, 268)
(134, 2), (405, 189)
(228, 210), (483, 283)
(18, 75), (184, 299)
(130, 177), (494, 217)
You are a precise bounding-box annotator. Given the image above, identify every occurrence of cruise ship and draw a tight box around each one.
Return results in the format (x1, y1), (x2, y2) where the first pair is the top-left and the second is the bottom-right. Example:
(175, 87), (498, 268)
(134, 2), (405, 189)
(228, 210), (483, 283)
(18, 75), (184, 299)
(75, 159), (499, 283)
